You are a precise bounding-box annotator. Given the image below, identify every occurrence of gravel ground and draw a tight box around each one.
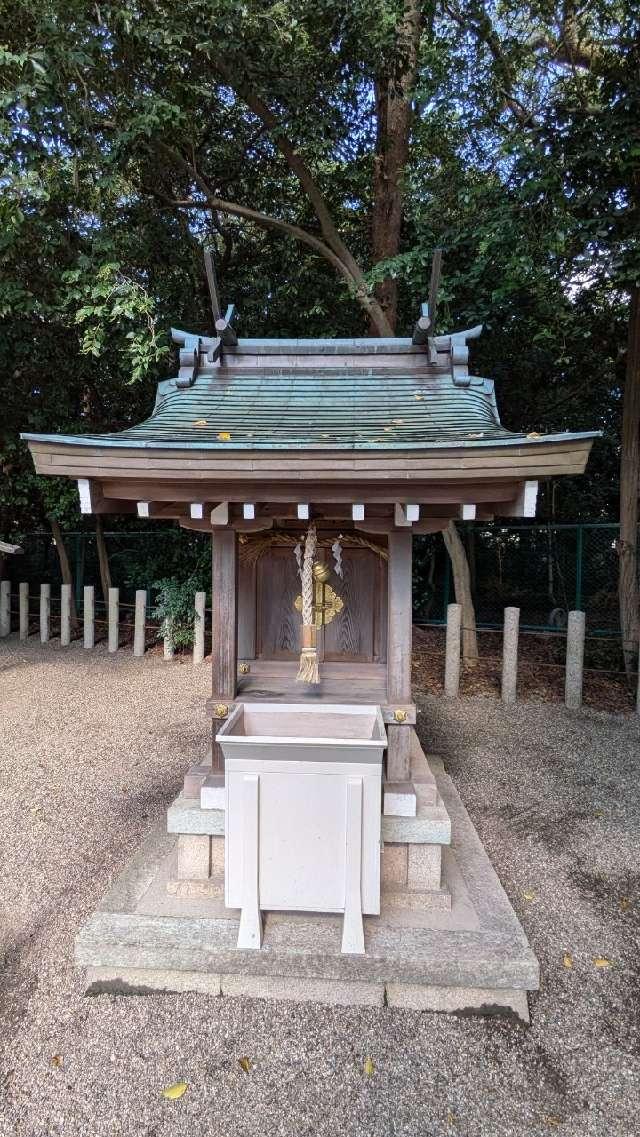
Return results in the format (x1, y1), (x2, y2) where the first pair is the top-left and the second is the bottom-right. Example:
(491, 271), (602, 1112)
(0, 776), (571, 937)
(1, 638), (639, 1137)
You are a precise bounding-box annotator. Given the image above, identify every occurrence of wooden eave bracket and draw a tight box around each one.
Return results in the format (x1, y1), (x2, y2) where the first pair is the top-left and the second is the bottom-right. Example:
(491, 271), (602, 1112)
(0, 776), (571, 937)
(394, 503), (420, 527)
(500, 480), (539, 519)
(77, 478), (136, 516)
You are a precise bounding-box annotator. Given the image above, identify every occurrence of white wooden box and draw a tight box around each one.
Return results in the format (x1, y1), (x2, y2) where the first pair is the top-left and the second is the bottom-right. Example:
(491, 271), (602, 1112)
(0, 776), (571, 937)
(218, 703), (385, 917)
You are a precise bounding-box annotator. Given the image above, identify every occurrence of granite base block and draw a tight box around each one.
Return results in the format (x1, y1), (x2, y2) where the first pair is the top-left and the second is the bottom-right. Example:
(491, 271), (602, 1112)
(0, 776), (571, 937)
(76, 751), (538, 1018)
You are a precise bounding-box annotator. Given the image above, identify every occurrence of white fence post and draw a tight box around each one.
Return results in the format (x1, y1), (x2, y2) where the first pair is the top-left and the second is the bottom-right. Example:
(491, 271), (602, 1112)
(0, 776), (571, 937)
(60, 584), (71, 646)
(133, 590), (147, 657)
(0, 580), (10, 637)
(40, 583), (51, 643)
(163, 628), (175, 660)
(193, 591), (206, 665)
(19, 582), (29, 640)
(501, 606), (520, 705)
(83, 585), (95, 649)
(444, 603), (462, 697)
(108, 587), (119, 652)
(565, 610), (586, 710)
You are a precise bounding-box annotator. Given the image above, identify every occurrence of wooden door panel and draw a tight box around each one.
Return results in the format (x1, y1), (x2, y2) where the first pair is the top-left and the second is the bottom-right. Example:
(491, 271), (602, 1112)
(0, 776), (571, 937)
(256, 544), (386, 665)
(256, 547), (301, 659)
(323, 549), (376, 663)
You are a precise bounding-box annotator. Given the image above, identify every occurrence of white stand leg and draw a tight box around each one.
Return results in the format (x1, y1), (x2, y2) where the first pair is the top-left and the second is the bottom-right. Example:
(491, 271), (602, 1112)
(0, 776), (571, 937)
(341, 777), (365, 955)
(236, 774), (262, 950)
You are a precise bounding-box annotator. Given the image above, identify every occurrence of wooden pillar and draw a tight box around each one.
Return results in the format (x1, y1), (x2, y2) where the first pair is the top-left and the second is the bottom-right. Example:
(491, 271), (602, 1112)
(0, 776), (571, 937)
(211, 529), (238, 772)
(386, 530), (413, 782)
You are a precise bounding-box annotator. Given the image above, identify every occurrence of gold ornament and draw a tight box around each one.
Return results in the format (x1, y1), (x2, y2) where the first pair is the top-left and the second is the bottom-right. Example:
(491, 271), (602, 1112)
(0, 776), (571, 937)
(294, 560), (344, 629)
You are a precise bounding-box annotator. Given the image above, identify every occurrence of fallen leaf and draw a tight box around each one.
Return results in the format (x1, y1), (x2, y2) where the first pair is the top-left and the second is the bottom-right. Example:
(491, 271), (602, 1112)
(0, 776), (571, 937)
(593, 810), (603, 818)
(238, 1056), (251, 1073)
(414, 394), (424, 400)
(447, 1109), (457, 1125)
(563, 953), (573, 969)
(193, 419), (208, 426)
(620, 897), (631, 912)
(217, 431), (231, 441)
(523, 890), (536, 901)
(527, 431), (542, 439)
(543, 1116), (561, 1127)
(50, 1054), (63, 1068)
(162, 1081), (187, 1100)
(593, 957), (611, 968)
(363, 1056), (375, 1076)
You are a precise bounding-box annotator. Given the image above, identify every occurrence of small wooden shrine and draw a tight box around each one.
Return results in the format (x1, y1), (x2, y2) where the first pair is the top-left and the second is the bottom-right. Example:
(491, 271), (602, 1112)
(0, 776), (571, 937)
(23, 265), (595, 1014)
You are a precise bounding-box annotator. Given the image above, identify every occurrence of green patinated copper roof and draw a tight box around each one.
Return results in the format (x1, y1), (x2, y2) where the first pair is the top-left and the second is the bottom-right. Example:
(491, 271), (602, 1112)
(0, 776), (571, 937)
(21, 370), (596, 451)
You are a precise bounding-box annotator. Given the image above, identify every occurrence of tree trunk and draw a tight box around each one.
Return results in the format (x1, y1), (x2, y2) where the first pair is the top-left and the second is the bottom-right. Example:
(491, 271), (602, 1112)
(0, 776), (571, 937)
(443, 520), (478, 661)
(371, 0), (422, 333)
(95, 516), (112, 605)
(618, 285), (640, 679)
(47, 515), (78, 631)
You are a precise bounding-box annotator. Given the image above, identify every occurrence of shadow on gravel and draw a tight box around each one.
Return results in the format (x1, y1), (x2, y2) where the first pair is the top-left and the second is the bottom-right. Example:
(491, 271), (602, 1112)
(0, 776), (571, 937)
(0, 922), (49, 1033)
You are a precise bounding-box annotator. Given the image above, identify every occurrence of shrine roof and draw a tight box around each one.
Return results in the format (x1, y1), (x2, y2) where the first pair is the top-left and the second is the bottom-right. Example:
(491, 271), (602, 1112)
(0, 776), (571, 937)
(22, 369), (596, 452)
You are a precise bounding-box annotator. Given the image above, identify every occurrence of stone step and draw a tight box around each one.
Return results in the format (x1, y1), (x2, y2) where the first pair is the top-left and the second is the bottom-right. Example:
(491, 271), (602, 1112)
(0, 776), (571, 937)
(381, 794), (450, 845)
(77, 748), (540, 1022)
(167, 875), (224, 899)
(169, 791), (451, 847)
(381, 883), (452, 913)
(168, 794), (224, 836)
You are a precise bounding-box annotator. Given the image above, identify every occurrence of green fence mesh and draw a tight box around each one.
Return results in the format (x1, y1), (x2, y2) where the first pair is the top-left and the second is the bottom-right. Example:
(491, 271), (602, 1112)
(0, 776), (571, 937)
(4, 522), (634, 634)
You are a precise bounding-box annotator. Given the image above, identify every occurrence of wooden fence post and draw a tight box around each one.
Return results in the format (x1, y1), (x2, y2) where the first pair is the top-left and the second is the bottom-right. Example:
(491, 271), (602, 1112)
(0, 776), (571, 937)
(40, 583), (51, 643)
(565, 610), (585, 710)
(83, 585), (95, 649)
(108, 587), (119, 652)
(60, 583), (71, 645)
(501, 606), (520, 705)
(0, 580), (10, 637)
(19, 582), (29, 640)
(444, 602), (462, 697)
(133, 590), (147, 657)
(193, 591), (206, 665)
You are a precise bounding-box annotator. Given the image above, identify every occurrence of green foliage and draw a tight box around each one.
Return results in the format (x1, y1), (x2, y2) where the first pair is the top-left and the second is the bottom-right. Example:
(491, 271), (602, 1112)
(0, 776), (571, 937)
(151, 575), (206, 649)
(0, 0), (637, 538)
(64, 262), (169, 382)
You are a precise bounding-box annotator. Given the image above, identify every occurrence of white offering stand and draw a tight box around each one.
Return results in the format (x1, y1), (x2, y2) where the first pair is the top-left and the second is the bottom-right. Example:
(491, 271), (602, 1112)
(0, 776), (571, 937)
(218, 703), (387, 954)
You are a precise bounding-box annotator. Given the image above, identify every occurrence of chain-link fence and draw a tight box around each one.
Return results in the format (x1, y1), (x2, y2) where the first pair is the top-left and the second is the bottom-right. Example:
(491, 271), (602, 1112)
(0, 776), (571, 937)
(413, 522), (626, 633)
(2, 522), (633, 634)
(2, 528), (210, 617)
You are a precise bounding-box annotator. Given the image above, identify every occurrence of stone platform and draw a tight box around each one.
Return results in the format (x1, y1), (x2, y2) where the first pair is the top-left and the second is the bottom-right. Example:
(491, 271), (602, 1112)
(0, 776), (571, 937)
(76, 757), (539, 1022)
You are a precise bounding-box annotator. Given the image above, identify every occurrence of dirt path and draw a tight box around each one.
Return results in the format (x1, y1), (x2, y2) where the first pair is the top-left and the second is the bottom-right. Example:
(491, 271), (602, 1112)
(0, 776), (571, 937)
(1, 639), (639, 1137)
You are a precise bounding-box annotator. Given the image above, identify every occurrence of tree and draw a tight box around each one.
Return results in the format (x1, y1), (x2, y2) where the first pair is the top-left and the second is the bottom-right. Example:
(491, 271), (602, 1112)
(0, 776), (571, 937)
(0, 0), (633, 673)
(438, 0), (639, 672)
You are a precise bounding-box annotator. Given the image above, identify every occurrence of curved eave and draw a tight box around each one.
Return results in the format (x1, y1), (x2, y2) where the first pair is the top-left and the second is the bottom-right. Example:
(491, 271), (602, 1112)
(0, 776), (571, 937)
(21, 430), (599, 452)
